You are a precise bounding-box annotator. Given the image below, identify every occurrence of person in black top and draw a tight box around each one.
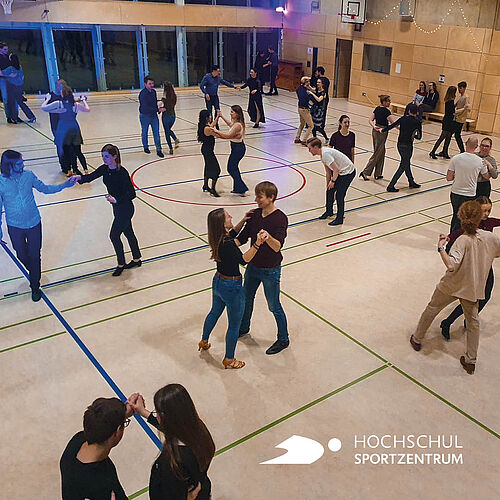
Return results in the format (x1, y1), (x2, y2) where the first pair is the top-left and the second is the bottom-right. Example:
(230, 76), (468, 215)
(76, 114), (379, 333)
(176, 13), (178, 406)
(361, 94), (395, 181)
(159, 81), (179, 155)
(254, 50), (268, 92)
(43, 78), (66, 136)
(381, 103), (422, 192)
(197, 109), (220, 197)
(139, 75), (164, 157)
(420, 81), (439, 116)
(311, 67), (330, 129)
(78, 144), (142, 276)
(199, 207), (266, 368)
(130, 384), (215, 500)
(263, 46), (279, 95)
(430, 85), (457, 160)
(239, 68), (266, 128)
(308, 78), (328, 142)
(329, 115), (355, 162)
(60, 396), (137, 500)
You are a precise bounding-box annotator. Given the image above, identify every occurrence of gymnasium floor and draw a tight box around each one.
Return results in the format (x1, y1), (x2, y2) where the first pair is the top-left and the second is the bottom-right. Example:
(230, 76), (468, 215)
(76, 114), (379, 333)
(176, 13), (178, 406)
(1, 89), (499, 499)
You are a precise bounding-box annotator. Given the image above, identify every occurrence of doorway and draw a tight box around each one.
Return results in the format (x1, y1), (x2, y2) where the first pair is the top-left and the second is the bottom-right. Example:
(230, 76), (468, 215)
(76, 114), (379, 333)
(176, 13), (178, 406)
(334, 38), (353, 98)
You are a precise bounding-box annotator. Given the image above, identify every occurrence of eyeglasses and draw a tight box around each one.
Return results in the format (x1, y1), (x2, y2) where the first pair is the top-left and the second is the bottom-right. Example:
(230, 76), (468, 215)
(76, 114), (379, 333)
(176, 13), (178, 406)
(123, 418), (131, 428)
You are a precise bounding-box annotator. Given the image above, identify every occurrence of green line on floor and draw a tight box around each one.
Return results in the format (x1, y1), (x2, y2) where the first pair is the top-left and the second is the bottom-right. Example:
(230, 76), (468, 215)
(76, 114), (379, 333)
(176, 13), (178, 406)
(129, 486), (149, 499)
(0, 332), (66, 353)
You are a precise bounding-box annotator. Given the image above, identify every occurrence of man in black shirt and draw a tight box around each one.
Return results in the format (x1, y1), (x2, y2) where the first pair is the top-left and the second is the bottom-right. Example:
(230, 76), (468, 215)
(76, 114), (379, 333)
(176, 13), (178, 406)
(138, 75), (164, 158)
(263, 47), (279, 95)
(381, 103), (422, 192)
(60, 396), (137, 500)
(45, 78), (66, 136)
(0, 41), (16, 122)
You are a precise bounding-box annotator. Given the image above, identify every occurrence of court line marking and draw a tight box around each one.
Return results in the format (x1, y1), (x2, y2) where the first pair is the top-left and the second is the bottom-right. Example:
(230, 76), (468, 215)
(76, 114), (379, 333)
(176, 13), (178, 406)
(325, 232), (371, 247)
(0, 241), (163, 450)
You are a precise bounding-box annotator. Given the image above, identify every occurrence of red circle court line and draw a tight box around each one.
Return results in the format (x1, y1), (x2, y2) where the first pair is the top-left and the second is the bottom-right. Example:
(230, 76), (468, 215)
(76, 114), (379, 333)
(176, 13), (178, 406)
(325, 233), (372, 247)
(130, 154), (307, 207)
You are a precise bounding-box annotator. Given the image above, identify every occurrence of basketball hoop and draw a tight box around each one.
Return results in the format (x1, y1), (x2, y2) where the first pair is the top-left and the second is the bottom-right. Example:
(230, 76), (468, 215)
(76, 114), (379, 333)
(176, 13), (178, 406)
(1, 0), (13, 15)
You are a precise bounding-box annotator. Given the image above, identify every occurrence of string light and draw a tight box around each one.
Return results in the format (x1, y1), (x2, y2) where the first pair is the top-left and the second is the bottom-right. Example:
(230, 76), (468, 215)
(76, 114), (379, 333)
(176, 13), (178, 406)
(366, 3), (399, 25)
(410, 0), (457, 34)
(456, 0), (483, 53)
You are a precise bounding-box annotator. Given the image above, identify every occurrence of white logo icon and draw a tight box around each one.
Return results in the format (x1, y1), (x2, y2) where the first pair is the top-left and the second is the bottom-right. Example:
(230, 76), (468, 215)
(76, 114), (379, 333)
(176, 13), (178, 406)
(260, 435), (341, 465)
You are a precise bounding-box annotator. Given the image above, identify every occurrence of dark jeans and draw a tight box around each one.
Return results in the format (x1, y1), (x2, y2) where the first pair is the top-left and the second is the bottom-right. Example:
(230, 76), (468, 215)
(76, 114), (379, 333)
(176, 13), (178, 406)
(161, 114), (178, 150)
(139, 113), (162, 151)
(60, 144), (86, 174)
(8, 222), (42, 291)
(326, 169), (356, 222)
(453, 121), (465, 153)
(228, 142), (248, 194)
(431, 130), (452, 156)
(110, 202), (141, 266)
(0, 77), (14, 119)
(268, 66), (278, 93)
(202, 274), (245, 359)
(443, 268), (494, 327)
(476, 181), (491, 199)
(450, 192), (475, 233)
(312, 125), (328, 141)
(388, 143), (415, 188)
(240, 264), (289, 342)
(205, 94), (220, 120)
(7, 83), (35, 122)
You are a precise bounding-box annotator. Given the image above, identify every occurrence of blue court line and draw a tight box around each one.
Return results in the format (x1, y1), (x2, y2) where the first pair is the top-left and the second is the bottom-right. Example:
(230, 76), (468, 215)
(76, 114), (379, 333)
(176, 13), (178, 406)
(0, 241), (162, 450)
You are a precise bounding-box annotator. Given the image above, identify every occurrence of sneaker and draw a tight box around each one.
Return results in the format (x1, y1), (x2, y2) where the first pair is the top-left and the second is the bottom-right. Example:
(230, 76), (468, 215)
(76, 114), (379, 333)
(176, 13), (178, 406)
(144, 148), (151, 154)
(387, 186), (399, 192)
(266, 340), (289, 355)
(318, 211), (333, 219)
(328, 219), (343, 226)
(157, 150), (164, 158)
(31, 289), (42, 302)
(460, 356), (475, 374)
(28, 117), (36, 123)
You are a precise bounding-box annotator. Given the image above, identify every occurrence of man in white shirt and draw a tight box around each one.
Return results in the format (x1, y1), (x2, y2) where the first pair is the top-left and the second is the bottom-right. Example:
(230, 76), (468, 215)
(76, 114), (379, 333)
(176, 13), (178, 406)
(307, 137), (356, 226)
(447, 136), (490, 232)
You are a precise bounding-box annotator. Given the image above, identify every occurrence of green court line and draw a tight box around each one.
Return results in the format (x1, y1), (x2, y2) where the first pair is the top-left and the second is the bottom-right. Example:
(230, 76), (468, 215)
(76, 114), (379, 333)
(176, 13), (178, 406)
(127, 364), (388, 499)
(129, 486), (149, 500)
(0, 332), (65, 354)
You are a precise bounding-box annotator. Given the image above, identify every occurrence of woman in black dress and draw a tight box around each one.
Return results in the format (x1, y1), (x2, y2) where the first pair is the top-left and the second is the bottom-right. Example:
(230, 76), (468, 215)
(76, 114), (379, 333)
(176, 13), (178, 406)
(197, 109), (220, 197)
(429, 85), (456, 160)
(132, 384), (215, 500)
(308, 78), (328, 142)
(239, 68), (265, 128)
(78, 144), (142, 276)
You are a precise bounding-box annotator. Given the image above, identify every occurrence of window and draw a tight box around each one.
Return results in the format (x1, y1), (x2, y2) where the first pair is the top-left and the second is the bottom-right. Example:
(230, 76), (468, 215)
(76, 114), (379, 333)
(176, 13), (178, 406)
(251, 0), (274, 8)
(362, 44), (392, 75)
(101, 31), (140, 90)
(0, 29), (49, 94)
(146, 30), (178, 86)
(187, 31), (215, 86)
(54, 30), (97, 91)
(223, 32), (247, 83)
(217, 0), (247, 6)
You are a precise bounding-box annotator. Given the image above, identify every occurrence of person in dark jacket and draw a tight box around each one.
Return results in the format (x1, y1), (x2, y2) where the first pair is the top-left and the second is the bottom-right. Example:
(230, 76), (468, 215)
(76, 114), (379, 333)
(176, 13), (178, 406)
(430, 85), (456, 159)
(78, 144), (142, 276)
(239, 68), (266, 128)
(131, 384), (215, 500)
(139, 75), (164, 157)
(253, 50), (268, 91)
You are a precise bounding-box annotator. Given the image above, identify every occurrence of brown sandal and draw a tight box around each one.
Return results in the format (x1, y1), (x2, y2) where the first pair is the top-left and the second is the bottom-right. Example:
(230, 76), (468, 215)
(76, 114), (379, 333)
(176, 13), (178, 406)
(198, 340), (211, 351)
(222, 358), (245, 369)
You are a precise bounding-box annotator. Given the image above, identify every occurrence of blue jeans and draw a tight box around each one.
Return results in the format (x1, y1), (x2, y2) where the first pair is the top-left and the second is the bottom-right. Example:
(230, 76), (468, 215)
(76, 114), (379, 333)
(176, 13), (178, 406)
(228, 142), (248, 194)
(240, 264), (289, 342)
(0, 78), (13, 119)
(139, 113), (162, 151)
(161, 114), (178, 150)
(205, 94), (220, 120)
(202, 274), (245, 359)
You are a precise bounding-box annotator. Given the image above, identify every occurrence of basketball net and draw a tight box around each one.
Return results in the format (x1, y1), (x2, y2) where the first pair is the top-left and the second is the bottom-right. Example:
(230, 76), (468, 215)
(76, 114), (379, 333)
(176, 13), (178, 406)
(1, 0), (13, 14)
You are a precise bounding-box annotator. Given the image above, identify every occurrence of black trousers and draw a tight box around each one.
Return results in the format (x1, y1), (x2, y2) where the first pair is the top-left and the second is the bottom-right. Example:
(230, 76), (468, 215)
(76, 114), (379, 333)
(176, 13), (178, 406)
(453, 121), (465, 153)
(450, 192), (475, 233)
(388, 143), (415, 188)
(269, 66), (278, 93)
(326, 170), (356, 222)
(431, 130), (452, 156)
(7, 83), (35, 121)
(110, 202), (141, 266)
(8, 222), (42, 291)
(476, 181), (491, 199)
(443, 268), (494, 326)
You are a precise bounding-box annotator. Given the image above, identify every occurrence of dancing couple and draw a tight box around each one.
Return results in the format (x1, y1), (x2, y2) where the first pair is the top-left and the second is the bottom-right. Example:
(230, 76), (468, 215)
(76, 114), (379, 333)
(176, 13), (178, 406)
(197, 105), (249, 197)
(199, 181), (290, 369)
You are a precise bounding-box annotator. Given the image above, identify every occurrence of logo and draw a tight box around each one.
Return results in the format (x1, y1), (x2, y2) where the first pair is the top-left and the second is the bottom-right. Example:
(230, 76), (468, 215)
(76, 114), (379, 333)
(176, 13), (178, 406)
(260, 435), (342, 465)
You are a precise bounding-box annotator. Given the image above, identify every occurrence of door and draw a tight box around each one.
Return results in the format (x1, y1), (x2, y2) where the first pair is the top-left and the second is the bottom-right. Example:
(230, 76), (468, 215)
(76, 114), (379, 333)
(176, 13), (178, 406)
(334, 39), (353, 98)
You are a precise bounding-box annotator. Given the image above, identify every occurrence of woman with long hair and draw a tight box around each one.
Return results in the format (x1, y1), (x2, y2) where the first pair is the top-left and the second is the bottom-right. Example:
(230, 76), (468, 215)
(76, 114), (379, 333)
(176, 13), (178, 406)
(159, 82), (179, 155)
(131, 384), (215, 499)
(197, 109), (220, 197)
(213, 105), (249, 195)
(43, 85), (89, 177)
(405, 80), (427, 117)
(308, 78), (328, 142)
(360, 94), (395, 181)
(239, 68), (266, 128)
(78, 144), (142, 277)
(429, 85), (457, 160)
(410, 200), (500, 374)
(199, 208), (266, 369)
(439, 196), (500, 339)
(329, 114), (355, 162)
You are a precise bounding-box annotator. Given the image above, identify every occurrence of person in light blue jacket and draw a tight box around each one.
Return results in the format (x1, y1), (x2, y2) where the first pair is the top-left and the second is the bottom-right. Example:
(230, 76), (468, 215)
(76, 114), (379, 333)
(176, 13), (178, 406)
(0, 150), (78, 301)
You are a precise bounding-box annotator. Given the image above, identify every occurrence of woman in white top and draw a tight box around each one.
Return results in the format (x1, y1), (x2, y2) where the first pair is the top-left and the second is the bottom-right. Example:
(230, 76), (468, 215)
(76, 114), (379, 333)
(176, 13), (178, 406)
(306, 137), (356, 226)
(212, 105), (249, 195)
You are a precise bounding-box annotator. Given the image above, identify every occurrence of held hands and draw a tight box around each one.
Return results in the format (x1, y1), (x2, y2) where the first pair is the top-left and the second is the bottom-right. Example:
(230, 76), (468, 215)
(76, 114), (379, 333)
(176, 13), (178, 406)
(216, 109), (222, 117)
(65, 176), (80, 187)
(257, 229), (269, 245)
(126, 393), (151, 419)
(251, 90), (257, 94)
(105, 194), (117, 204)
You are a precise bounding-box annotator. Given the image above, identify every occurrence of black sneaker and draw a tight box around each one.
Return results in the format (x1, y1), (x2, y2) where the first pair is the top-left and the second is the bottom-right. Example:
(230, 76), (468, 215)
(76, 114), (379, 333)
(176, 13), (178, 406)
(144, 148), (151, 154)
(124, 260), (142, 269)
(318, 211), (333, 219)
(31, 289), (42, 302)
(266, 340), (289, 355)
(328, 219), (343, 226)
(409, 182), (421, 189)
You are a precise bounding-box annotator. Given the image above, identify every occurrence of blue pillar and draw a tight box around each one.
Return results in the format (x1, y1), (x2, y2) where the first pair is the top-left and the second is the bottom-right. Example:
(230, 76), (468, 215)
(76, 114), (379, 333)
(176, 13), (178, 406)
(91, 25), (106, 91)
(176, 26), (188, 87)
(40, 24), (59, 91)
(136, 29), (145, 87)
(218, 28), (223, 76)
